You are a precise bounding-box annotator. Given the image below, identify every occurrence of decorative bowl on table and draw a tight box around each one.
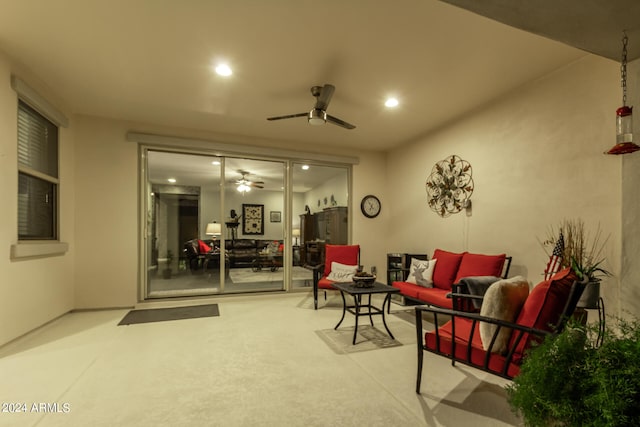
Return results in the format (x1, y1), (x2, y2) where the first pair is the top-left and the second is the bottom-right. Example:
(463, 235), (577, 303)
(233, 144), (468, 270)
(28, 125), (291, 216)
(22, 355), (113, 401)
(352, 273), (376, 288)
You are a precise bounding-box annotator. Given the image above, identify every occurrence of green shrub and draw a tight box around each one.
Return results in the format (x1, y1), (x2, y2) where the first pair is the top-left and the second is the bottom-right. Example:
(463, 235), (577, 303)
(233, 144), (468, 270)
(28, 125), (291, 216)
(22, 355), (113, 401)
(506, 318), (640, 427)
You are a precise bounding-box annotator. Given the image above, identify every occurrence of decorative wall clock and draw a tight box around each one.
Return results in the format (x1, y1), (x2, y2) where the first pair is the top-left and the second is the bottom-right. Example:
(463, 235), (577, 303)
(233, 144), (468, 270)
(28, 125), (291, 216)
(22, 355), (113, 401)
(425, 155), (473, 217)
(360, 195), (381, 218)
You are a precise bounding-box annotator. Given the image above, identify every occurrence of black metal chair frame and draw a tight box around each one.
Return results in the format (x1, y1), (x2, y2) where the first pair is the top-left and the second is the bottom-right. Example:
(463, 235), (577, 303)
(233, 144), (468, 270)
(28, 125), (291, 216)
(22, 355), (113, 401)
(305, 246), (360, 310)
(414, 279), (586, 393)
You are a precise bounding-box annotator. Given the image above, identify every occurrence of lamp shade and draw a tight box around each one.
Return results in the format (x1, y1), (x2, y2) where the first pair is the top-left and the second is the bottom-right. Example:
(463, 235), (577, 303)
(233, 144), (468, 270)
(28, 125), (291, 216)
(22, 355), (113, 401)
(292, 228), (301, 237)
(205, 222), (222, 236)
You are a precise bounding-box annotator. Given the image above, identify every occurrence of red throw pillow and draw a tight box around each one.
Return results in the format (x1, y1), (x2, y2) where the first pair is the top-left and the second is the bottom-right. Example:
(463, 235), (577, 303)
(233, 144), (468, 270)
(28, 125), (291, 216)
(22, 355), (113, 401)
(198, 239), (211, 254)
(511, 267), (577, 355)
(454, 253), (506, 283)
(431, 249), (465, 290)
(324, 245), (360, 276)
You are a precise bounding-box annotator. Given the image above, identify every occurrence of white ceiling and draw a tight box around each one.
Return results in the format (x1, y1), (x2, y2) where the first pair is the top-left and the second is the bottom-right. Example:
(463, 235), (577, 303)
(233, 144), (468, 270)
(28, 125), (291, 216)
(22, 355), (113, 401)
(0, 0), (601, 153)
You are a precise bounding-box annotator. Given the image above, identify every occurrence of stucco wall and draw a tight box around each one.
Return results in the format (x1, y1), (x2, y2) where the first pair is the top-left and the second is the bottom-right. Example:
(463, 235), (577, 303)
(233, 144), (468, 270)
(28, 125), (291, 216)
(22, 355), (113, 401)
(621, 58), (640, 319)
(0, 52), (76, 346)
(73, 117), (139, 309)
(386, 55), (624, 317)
(71, 116), (374, 309)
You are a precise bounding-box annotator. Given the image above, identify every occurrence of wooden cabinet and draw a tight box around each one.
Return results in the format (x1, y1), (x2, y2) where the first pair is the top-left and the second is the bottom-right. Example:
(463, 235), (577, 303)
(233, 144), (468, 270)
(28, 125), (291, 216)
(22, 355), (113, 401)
(304, 241), (325, 266)
(299, 207), (348, 265)
(299, 213), (316, 245)
(299, 213), (315, 263)
(322, 207), (348, 244)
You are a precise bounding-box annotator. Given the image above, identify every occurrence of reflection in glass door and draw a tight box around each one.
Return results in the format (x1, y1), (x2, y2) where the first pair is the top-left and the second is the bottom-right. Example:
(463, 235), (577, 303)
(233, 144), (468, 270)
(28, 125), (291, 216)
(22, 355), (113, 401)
(290, 163), (349, 291)
(146, 150), (222, 298)
(222, 158), (286, 293)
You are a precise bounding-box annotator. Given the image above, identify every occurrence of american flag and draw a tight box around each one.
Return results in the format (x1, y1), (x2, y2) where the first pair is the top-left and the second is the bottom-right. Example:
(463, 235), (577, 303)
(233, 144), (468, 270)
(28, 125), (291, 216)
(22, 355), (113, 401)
(544, 231), (564, 279)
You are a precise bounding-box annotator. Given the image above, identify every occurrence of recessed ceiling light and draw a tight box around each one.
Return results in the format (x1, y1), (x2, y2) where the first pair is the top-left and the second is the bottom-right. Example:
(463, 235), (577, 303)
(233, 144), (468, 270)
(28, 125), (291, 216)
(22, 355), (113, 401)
(302, 164), (310, 170)
(215, 63), (232, 77)
(168, 178), (176, 183)
(385, 97), (399, 108)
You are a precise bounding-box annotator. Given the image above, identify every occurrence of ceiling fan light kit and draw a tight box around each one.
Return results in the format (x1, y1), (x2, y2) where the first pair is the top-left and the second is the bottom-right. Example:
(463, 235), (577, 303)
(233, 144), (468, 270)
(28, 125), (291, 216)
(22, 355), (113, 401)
(267, 84), (356, 130)
(235, 170), (264, 193)
(308, 108), (326, 125)
(237, 184), (251, 193)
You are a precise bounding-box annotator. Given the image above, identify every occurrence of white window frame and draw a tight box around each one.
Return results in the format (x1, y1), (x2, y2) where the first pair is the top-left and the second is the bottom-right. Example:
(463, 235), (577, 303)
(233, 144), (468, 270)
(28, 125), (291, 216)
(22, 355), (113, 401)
(10, 76), (69, 259)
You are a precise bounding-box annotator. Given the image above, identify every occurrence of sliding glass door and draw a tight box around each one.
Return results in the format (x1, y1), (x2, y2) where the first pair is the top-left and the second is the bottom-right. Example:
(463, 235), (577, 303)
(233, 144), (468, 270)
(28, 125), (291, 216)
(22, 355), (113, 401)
(220, 157), (286, 293)
(145, 151), (221, 297)
(142, 148), (350, 299)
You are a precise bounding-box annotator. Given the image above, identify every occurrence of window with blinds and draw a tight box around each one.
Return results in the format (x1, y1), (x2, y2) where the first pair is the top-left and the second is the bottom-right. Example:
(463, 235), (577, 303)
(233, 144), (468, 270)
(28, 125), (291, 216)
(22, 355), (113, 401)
(17, 100), (59, 240)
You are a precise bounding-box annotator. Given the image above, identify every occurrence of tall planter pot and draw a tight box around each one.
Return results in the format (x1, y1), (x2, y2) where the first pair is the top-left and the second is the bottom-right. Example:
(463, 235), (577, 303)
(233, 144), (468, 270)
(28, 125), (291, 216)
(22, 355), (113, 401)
(577, 280), (600, 309)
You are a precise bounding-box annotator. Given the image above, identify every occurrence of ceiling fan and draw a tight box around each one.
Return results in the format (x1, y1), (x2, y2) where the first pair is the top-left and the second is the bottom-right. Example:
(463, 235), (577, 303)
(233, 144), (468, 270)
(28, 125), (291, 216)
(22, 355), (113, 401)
(234, 170), (264, 193)
(266, 84), (356, 130)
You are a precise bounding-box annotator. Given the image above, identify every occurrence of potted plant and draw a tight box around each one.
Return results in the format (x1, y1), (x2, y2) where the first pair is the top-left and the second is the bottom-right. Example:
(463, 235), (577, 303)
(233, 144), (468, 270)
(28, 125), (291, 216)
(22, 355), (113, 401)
(506, 317), (640, 426)
(162, 249), (174, 279)
(542, 219), (612, 308)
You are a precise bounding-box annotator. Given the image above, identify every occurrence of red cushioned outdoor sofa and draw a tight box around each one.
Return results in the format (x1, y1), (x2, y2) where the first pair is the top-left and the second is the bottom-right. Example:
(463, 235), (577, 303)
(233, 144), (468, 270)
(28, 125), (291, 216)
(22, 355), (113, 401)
(392, 249), (512, 310)
(414, 267), (583, 393)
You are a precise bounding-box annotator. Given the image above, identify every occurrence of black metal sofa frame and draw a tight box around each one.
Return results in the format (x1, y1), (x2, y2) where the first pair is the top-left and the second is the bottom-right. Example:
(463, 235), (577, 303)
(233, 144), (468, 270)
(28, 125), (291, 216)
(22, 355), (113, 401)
(414, 274), (585, 393)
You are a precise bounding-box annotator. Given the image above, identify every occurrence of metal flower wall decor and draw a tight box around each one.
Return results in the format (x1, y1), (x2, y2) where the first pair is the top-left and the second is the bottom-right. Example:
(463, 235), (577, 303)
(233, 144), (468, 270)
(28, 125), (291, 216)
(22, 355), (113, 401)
(425, 155), (474, 217)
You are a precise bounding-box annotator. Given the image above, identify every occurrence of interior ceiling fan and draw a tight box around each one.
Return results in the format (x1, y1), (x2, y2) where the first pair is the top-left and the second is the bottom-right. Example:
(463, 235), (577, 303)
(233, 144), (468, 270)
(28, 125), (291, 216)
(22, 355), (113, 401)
(266, 84), (356, 130)
(234, 170), (264, 191)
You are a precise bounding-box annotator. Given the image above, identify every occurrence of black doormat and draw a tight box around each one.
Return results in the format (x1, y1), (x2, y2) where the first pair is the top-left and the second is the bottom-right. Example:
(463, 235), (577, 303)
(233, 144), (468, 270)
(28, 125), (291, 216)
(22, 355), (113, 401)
(118, 304), (219, 326)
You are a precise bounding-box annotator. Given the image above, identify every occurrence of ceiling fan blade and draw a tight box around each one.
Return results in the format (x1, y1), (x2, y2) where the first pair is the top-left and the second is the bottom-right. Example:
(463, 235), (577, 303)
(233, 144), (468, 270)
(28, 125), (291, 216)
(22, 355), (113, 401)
(252, 184), (264, 189)
(326, 114), (356, 130)
(267, 112), (307, 121)
(315, 84), (335, 111)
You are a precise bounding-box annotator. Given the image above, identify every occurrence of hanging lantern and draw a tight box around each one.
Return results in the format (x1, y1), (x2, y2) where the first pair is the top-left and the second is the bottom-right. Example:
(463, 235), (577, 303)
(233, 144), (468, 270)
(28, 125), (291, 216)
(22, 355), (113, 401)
(606, 32), (640, 155)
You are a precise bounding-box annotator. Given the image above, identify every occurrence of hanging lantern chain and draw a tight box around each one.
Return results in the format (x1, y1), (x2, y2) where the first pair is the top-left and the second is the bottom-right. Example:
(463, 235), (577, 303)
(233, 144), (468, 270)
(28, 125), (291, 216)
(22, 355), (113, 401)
(621, 31), (628, 106)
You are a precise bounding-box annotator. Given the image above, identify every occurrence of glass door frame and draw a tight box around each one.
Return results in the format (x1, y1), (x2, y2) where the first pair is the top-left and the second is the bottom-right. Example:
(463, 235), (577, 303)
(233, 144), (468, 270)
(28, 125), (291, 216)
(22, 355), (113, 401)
(137, 143), (353, 302)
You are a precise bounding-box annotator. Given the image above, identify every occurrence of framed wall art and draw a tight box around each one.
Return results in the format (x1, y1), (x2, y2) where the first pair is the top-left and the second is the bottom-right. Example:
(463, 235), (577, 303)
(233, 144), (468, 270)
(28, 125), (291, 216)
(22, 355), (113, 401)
(270, 211), (281, 223)
(242, 204), (264, 235)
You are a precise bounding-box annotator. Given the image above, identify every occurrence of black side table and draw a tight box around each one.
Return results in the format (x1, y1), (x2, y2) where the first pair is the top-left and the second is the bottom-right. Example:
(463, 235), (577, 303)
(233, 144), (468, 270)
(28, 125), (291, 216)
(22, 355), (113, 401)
(332, 282), (401, 345)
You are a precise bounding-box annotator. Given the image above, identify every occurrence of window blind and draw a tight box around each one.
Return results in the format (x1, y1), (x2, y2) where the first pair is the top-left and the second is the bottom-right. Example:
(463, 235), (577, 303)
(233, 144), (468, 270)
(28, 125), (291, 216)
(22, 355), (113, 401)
(17, 100), (58, 240)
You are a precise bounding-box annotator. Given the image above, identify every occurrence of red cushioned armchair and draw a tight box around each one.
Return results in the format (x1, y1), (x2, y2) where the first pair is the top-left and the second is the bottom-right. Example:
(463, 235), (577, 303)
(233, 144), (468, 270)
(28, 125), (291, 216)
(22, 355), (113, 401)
(414, 268), (584, 393)
(307, 244), (360, 310)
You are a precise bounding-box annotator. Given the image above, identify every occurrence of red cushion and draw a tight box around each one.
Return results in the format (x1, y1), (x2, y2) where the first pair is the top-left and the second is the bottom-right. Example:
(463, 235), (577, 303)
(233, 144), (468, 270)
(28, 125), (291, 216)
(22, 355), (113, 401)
(510, 267), (577, 357)
(392, 281), (422, 299)
(431, 249), (465, 290)
(425, 318), (520, 378)
(198, 239), (211, 254)
(324, 244), (359, 276)
(318, 277), (335, 290)
(416, 288), (453, 309)
(454, 253), (506, 283)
